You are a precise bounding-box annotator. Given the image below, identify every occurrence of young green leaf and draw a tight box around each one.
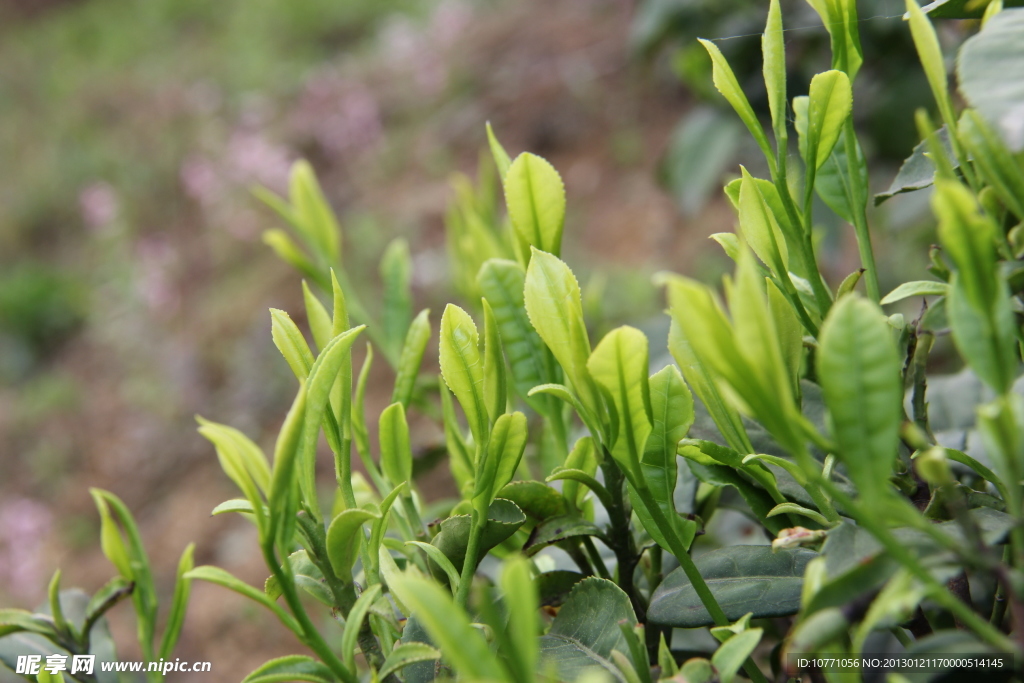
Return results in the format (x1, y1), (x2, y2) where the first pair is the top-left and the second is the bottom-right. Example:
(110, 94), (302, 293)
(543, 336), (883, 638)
(698, 39), (775, 164)
(184, 566), (300, 635)
(880, 280), (949, 304)
(817, 295), (902, 502)
(326, 508), (380, 580)
(352, 343), (374, 462)
(439, 304), (488, 444)
(906, 0), (957, 129)
(241, 655), (335, 683)
(587, 326), (653, 474)
(524, 248), (602, 420)
(158, 543), (195, 660)
(268, 385), (307, 547)
(476, 411), (529, 509)
(379, 402), (412, 488)
(762, 0), (787, 142)
(341, 583), (382, 672)
(391, 575), (510, 682)
(504, 153), (566, 256)
(737, 168), (789, 276)
(288, 160), (341, 264)
(805, 70), (853, 170)
(262, 229), (324, 289)
(380, 238), (413, 357)
(959, 110), (1024, 218)
(302, 282), (333, 351)
(500, 555), (539, 682)
(270, 309), (315, 381)
(806, 0), (863, 79)
(482, 298), (507, 425)
(712, 628), (763, 683)
(391, 309), (431, 408)
(478, 259), (560, 416)
(486, 122), (513, 179)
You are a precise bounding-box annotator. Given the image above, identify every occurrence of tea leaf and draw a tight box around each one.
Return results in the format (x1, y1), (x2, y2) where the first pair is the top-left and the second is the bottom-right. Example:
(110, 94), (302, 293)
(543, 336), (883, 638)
(496, 481), (568, 521)
(504, 153), (566, 256)
(439, 304), (488, 444)
(392, 309), (431, 408)
(476, 412), (529, 507)
(378, 642), (442, 681)
(817, 295), (901, 501)
(392, 576), (509, 681)
(524, 249), (601, 418)
(875, 127), (955, 204)
(326, 508), (380, 579)
(270, 309), (315, 381)
(482, 298), (507, 425)
(762, 0), (787, 140)
(805, 70), (852, 170)
(806, 0), (863, 78)
(302, 281), (333, 351)
(157, 543), (194, 660)
(959, 109), (1024, 217)
(538, 578), (636, 682)
(379, 402), (412, 488)
(185, 566), (299, 634)
(712, 628), (763, 683)
(880, 280), (949, 304)
(406, 542), (461, 593)
(263, 229), (323, 289)
(957, 7), (1024, 151)
(648, 547), (816, 627)
(381, 238), (413, 357)
(341, 583), (382, 672)
(737, 169), (789, 276)
(486, 122), (513, 179)
(479, 259), (560, 415)
(289, 160), (341, 264)
(698, 38), (774, 163)
(523, 514), (605, 556)
(587, 326), (653, 474)
(430, 499), (526, 571)
(241, 655), (335, 683)
(500, 555), (539, 681)
(268, 386), (307, 547)
(907, 0), (957, 130)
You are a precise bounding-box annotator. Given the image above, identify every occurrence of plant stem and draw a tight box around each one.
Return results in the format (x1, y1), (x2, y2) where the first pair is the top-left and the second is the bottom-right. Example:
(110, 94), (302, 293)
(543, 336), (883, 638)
(772, 159), (833, 316)
(842, 121), (880, 302)
(454, 511), (484, 608)
(599, 459), (646, 619)
(631, 479), (769, 683)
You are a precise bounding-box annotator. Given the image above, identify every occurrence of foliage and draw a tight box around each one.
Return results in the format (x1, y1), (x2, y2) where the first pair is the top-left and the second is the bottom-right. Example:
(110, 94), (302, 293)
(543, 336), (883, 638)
(5, 0), (1024, 681)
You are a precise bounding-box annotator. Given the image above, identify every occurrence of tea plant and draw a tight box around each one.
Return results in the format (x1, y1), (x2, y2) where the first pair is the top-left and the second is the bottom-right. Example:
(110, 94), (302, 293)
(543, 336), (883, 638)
(4, 0), (1024, 681)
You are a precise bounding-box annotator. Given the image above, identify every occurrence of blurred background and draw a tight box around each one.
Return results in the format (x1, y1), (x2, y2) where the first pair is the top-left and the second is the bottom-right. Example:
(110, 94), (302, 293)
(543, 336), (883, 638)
(0, 0), (955, 678)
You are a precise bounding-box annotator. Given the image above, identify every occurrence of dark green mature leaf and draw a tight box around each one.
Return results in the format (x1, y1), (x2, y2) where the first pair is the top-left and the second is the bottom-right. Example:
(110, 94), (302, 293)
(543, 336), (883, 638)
(817, 295), (902, 503)
(523, 515), (605, 556)
(379, 642), (443, 681)
(537, 571), (587, 607)
(648, 547), (817, 627)
(504, 153), (566, 256)
(497, 481), (568, 521)
(875, 128), (955, 204)
(958, 8), (1024, 151)
(683, 461), (787, 535)
(242, 655), (335, 683)
(430, 499), (526, 571)
(478, 259), (560, 416)
(538, 578), (637, 682)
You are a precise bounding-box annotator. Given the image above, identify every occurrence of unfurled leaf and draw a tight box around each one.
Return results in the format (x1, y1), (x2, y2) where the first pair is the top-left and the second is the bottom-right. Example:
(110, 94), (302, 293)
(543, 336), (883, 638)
(504, 153), (566, 256)
(712, 628), (763, 683)
(302, 282), (332, 351)
(497, 481), (568, 521)
(392, 309), (431, 408)
(185, 566), (300, 634)
(158, 543), (194, 660)
(380, 238), (413, 357)
(875, 127), (955, 204)
(268, 386), (307, 547)
(907, 0), (957, 129)
(487, 122), (513, 179)
(241, 655), (335, 683)
(341, 584), (382, 671)
(817, 295), (901, 502)
(270, 309), (315, 381)
(737, 168), (789, 276)
(587, 326), (652, 473)
(288, 160), (341, 264)
(263, 229), (324, 289)
(648, 547), (816, 627)
(379, 402), (412, 488)
(378, 642), (443, 681)
(500, 555), (540, 682)
(439, 304), (488, 444)
(698, 39), (774, 162)
(762, 0), (786, 140)
(326, 508), (379, 579)
(806, 0), (863, 79)
(524, 249), (601, 418)
(880, 280), (949, 304)
(804, 70), (852, 170)
(523, 515), (605, 556)
(482, 299), (507, 425)
(476, 412), (529, 508)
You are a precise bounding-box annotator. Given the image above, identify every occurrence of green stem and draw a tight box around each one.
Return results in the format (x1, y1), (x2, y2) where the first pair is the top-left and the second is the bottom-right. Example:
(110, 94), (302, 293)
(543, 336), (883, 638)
(455, 511), (484, 608)
(842, 121), (880, 302)
(632, 479), (768, 683)
(582, 536), (612, 580)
